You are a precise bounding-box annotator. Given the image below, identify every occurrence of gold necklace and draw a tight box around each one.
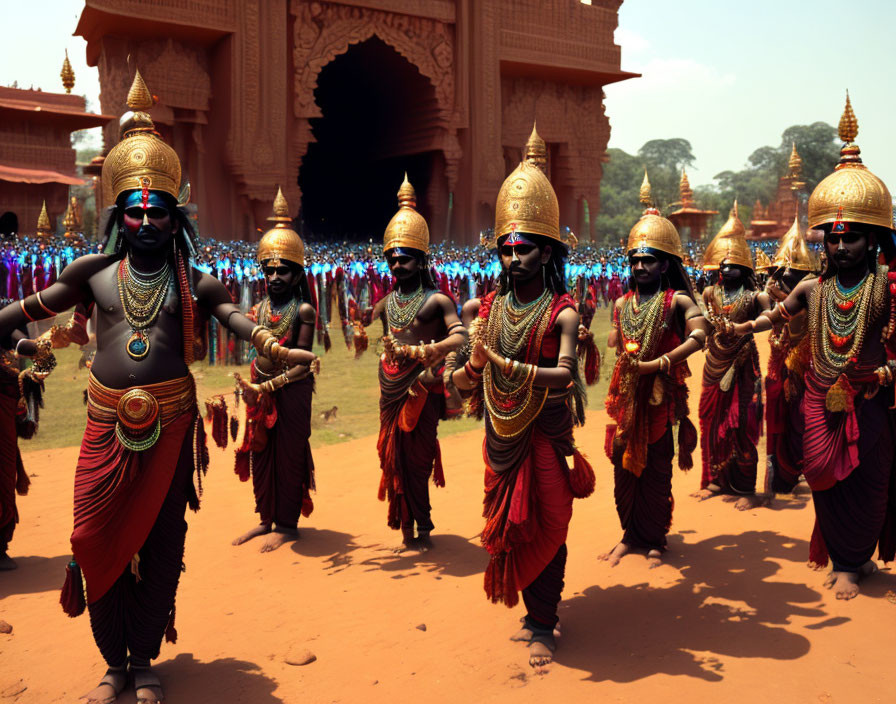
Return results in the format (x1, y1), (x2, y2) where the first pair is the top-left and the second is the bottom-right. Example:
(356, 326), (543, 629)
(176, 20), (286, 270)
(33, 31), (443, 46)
(259, 297), (299, 340)
(118, 256), (172, 360)
(619, 290), (665, 357)
(386, 285), (426, 332)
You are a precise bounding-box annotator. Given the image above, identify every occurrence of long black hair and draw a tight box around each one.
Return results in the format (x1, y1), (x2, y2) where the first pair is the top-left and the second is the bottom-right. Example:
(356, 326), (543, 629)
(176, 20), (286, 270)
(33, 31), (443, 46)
(495, 232), (568, 296)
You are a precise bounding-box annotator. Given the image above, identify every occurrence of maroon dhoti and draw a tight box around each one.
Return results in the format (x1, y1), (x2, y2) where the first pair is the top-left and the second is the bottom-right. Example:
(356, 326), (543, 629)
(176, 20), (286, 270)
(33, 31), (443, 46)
(0, 382), (27, 555)
(64, 374), (207, 666)
(235, 375), (315, 528)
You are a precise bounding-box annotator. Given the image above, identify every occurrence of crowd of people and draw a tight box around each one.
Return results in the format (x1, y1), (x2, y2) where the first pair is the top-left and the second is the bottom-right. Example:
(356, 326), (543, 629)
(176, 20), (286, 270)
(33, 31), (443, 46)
(0, 68), (892, 703)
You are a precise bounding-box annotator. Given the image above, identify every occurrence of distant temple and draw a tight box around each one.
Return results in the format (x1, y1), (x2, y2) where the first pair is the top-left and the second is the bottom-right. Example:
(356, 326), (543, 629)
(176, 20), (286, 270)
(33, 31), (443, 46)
(0, 52), (112, 237)
(667, 169), (717, 243)
(76, 0), (637, 243)
(747, 143), (805, 241)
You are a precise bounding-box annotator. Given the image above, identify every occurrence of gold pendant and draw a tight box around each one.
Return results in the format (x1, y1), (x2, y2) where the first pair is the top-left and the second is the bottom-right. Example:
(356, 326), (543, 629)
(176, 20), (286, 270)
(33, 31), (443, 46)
(126, 330), (150, 360)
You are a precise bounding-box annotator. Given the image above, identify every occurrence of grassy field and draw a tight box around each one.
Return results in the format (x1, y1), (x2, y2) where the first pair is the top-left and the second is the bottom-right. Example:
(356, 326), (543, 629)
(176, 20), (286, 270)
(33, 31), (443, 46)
(22, 310), (616, 452)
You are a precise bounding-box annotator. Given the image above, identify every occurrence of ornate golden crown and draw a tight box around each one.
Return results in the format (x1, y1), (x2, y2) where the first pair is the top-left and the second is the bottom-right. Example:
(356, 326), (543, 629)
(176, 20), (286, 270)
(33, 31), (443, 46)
(383, 174), (430, 254)
(257, 187), (305, 266)
(808, 93), (893, 231)
(702, 201), (753, 271)
(102, 68), (181, 205)
(626, 171), (684, 260)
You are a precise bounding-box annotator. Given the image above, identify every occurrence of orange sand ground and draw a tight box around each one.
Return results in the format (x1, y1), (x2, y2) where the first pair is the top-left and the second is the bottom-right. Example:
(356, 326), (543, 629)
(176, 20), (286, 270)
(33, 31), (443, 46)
(2, 339), (895, 703)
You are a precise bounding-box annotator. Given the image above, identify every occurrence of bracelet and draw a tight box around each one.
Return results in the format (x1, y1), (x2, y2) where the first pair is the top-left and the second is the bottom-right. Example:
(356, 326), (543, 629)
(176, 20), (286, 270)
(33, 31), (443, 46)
(20, 299), (34, 322)
(660, 355), (671, 373)
(464, 361), (483, 380)
(262, 336), (276, 358)
(778, 301), (793, 321)
(35, 292), (58, 317)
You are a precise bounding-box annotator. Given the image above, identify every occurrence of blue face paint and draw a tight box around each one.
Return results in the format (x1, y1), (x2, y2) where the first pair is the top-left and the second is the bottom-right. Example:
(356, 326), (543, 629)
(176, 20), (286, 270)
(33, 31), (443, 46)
(123, 190), (168, 211)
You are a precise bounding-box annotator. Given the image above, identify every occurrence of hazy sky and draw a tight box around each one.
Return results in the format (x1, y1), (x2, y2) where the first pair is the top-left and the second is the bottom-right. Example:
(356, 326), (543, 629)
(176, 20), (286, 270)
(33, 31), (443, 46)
(2, 0), (894, 191)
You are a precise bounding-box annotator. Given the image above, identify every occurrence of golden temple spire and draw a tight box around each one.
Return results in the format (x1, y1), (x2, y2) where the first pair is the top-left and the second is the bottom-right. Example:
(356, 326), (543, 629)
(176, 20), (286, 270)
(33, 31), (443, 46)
(788, 142), (802, 175)
(63, 198), (76, 231)
(36, 201), (51, 236)
(397, 172), (417, 209)
(524, 122), (548, 173)
(60, 50), (75, 94)
(267, 186), (292, 227)
(126, 69), (154, 112)
(679, 169), (694, 207)
(639, 169), (652, 207)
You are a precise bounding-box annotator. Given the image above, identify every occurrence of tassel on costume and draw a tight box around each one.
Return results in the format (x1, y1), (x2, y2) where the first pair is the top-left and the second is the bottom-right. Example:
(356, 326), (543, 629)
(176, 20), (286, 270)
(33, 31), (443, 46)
(398, 379), (429, 433)
(808, 518), (829, 569)
(229, 415), (239, 441)
(323, 329), (332, 352)
(677, 417), (698, 471)
(60, 559), (86, 617)
(569, 449), (595, 499)
(577, 333), (600, 385)
(432, 441), (446, 488)
(164, 604), (178, 644)
(204, 396), (229, 449)
(353, 322), (369, 359)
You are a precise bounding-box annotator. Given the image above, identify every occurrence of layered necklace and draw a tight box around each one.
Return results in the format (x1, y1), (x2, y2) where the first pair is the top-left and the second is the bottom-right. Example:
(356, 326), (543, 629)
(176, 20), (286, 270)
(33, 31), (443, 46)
(811, 272), (882, 377)
(118, 255), (172, 360)
(483, 288), (554, 438)
(721, 284), (746, 309)
(619, 289), (665, 359)
(386, 284), (427, 333)
(258, 296), (299, 341)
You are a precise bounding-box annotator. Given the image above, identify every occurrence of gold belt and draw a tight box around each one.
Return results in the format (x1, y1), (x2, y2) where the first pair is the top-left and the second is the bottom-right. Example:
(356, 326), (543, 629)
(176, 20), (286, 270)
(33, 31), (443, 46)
(87, 373), (196, 451)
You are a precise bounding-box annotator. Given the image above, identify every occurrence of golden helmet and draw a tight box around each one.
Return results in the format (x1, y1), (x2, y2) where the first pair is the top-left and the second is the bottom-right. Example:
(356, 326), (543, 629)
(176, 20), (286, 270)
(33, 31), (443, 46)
(102, 69), (181, 205)
(626, 171), (684, 260)
(257, 188), (305, 266)
(754, 249), (773, 271)
(774, 212), (817, 271)
(702, 201), (753, 271)
(383, 174), (430, 254)
(808, 93), (893, 231)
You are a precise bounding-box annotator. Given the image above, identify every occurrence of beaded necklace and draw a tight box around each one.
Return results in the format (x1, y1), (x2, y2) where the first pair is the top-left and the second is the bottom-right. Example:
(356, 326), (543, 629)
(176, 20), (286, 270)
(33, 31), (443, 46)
(386, 284), (427, 332)
(118, 255), (172, 360)
(498, 289), (553, 359)
(809, 271), (885, 379)
(258, 296), (299, 341)
(619, 289), (665, 358)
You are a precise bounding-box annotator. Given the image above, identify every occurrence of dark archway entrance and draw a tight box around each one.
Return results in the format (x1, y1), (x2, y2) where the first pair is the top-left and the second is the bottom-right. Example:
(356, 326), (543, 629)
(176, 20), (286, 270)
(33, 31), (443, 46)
(299, 37), (439, 241)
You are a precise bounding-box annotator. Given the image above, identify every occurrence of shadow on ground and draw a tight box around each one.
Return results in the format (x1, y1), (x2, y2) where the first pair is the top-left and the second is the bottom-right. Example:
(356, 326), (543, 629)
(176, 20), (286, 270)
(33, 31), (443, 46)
(110, 653), (283, 704)
(0, 554), (69, 599)
(359, 532), (488, 578)
(557, 530), (832, 682)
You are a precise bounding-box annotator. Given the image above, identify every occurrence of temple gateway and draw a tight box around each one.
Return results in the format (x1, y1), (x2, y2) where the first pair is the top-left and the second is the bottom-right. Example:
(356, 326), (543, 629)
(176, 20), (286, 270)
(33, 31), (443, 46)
(77, 0), (634, 243)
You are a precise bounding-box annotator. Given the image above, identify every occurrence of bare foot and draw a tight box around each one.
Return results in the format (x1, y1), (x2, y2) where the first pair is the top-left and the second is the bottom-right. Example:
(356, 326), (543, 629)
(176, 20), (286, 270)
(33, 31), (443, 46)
(0, 552), (17, 571)
(647, 549), (663, 569)
(822, 570), (837, 589)
(598, 541), (630, 567)
(734, 494), (770, 511)
(82, 667), (127, 704)
(691, 487), (720, 501)
(232, 523), (271, 546)
(528, 636), (555, 669)
(510, 626), (533, 642)
(832, 571), (860, 600)
(259, 528), (297, 553)
(132, 666), (164, 704)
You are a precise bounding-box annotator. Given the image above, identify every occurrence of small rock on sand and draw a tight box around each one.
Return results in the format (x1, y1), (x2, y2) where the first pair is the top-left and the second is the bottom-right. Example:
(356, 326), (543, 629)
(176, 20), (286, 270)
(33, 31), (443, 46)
(416, 623), (427, 631)
(284, 647), (317, 666)
(0, 620), (12, 634)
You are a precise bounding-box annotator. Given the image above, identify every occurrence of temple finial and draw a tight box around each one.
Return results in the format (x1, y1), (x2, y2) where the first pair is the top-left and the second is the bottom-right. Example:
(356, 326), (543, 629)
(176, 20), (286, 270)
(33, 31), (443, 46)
(679, 169), (694, 207)
(61, 50), (75, 94)
(36, 201), (51, 234)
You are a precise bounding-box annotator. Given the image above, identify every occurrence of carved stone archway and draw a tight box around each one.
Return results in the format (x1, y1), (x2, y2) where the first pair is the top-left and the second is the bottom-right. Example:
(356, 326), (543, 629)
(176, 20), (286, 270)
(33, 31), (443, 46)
(290, 0), (461, 211)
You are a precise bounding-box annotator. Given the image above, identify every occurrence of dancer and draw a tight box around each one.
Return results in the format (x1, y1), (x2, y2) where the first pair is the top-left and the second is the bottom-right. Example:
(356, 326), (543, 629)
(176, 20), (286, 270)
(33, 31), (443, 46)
(453, 124), (594, 669)
(764, 212), (817, 495)
(232, 188), (319, 552)
(603, 173), (706, 567)
(369, 175), (466, 551)
(695, 202), (771, 509)
(735, 95), (896, 599)
(0, 69), (312, 703)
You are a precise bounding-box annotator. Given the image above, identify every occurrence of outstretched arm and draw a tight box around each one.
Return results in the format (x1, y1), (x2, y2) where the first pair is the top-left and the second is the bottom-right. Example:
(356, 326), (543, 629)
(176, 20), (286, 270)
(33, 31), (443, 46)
(734, 278), (813, 335)
(0, 254), (104, 342)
